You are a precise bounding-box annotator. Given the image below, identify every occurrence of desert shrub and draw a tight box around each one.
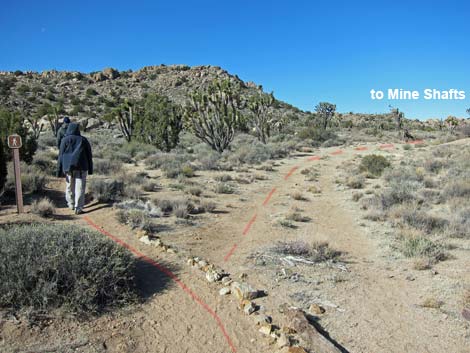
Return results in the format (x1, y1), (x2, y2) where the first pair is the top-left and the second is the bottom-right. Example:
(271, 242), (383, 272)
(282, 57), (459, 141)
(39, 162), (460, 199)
(0, 223), (137, 315)
(441, 180), (470, 200)
(215, 174), (233, 182)
(181, 165), (194, 178)
(142, 180), (160, 192)
(188, 186), (202, 196)
(400, 236), (447, 262)
(380, 181), (420, 209)
(346, 175), (366, 189)
(200, 200), (216, 213)
(38, 134), (57, 148)
(32, 151), (56, 175)
(383, 166), (424, 184)
(93, 159), (123, 176)
(228, 143), (271, 165)
(173, 203), (189, 219)
(115, 199), (162, 218)
(291, 191), (306, 201)
(16, 166), (47, 194)
(285, 211), (310, 222)
(448, 208), (470, 238)
(120, 141), (158, 160)
(214, 182), (235, 194)
(271, 240), (340, 262)
(30, 197), (55, 217)
(359, 155), (390, 177)
(116, 209), (155, 231)
(399, 208), (448, 233)
(423, 159), (445, 174)
(123, 185), (144, 200)
(90, 179), (124, 203)
(403, 144), (412, 150)
(298, 127), (337, 147)
(352, 192), (363, 202)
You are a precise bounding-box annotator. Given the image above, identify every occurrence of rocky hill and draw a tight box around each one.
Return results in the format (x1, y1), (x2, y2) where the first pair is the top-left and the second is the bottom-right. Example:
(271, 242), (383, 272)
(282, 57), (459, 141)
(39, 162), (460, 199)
(0, 65), (305, 126)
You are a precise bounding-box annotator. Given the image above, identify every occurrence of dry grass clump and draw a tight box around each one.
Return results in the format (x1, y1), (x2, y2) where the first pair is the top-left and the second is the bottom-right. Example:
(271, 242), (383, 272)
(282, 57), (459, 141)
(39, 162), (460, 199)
(271, 240), (341, 262)
(346, 174), (366, 189)
(421, 297), (443, 309)
(463, 290), (470, 309)
(291, 191), (306, 201)
(413, 257), (432, 270)
(188, 186), (202, 196)
(285, 211), (310, 222)
(30, 197), (55, 218)
(352, 192), (363, 202)
(398, 228), (448, 263)
(215, 174), (233, 182)
(214, 182), (235, 194)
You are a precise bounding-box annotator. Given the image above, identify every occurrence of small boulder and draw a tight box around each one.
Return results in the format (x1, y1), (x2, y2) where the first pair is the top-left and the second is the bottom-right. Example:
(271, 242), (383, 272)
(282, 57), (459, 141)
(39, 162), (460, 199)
(219, 287), (231, 296)
(259, 324), (273, 336)
(206, 269), (223, 283)
(231, 282), (258, 301)
(221, 277), (233, 286)
(308, 303), (325, 315)
(253, 314), (272, 326)
(277, 333), (290, 348)
(243, 301), (256, 315)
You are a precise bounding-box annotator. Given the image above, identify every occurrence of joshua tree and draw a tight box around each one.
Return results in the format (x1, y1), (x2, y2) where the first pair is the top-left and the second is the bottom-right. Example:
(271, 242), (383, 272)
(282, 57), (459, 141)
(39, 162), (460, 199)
(248, 92), (275, 144)
(135, 94), (183, 152)
(314, 102), (336, 130)
(107, 100), (135, 142)
(445, 115), (459, 133)
(389, 106), (404, 136)
(185, 79), (243, 153)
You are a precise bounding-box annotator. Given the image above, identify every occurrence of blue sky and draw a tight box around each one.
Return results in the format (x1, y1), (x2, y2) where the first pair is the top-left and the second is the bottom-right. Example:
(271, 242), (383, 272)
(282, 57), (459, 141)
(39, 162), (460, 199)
(1, 0), (469, 119)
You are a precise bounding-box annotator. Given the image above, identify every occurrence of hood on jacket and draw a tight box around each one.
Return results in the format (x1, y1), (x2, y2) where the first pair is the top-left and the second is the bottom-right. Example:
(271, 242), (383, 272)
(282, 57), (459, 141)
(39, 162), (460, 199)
(66, 122), (81, 136)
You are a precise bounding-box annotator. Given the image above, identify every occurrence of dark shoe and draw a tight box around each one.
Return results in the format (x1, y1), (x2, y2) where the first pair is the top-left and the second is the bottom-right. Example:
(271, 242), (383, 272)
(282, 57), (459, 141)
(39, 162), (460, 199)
(75, 209), (83, 215)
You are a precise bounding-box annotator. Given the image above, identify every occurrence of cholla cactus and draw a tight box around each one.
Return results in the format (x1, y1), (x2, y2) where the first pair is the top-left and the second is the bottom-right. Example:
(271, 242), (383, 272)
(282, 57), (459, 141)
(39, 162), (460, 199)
(248, 92), (275, 144)
(185, 79), (243, 153)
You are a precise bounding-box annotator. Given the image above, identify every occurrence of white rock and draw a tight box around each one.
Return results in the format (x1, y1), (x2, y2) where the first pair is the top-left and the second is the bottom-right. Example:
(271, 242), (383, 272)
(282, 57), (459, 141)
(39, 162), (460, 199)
(219, 287), (231, 296)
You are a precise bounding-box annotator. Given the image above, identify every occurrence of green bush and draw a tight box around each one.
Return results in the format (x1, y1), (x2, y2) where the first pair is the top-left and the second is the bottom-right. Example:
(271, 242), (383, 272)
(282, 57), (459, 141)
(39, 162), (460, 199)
(359, 154), (391, 177)
(0, 139), (6, 193)
(0, 223), (138, 315)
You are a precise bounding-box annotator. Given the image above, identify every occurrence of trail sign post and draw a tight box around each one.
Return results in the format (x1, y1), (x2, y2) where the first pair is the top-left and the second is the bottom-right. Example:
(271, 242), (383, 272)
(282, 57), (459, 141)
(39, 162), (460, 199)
(8, 134), (23, 214)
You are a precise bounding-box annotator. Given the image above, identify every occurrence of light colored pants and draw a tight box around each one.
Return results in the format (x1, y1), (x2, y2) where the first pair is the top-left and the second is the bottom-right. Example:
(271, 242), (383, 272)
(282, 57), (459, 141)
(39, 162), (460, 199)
(66, 170), (87, 211)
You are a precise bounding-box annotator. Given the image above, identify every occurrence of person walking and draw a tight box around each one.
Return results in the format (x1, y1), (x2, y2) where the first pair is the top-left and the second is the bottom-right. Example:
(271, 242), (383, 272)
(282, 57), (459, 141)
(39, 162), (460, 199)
(57, 122), (93, 214)
(57, 116), (71, 148)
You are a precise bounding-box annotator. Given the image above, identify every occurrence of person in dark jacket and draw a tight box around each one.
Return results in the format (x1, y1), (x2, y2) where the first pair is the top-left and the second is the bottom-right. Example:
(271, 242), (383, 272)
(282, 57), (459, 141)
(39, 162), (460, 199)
(57, 123), (93, 214)
(57, 116), (71, 148)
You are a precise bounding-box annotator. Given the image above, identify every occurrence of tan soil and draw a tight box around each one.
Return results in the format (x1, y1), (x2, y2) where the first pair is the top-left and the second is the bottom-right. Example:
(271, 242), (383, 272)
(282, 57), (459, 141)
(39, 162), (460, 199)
(1, 140), (469, 353)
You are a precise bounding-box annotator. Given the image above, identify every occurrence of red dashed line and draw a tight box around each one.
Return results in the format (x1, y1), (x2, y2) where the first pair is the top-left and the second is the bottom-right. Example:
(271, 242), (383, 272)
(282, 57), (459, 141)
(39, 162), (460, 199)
(308, 155), (321, 161)
(355, 146), (368, 151)
(284, 166), (299, 180)
(83, 216), (237, 353)
(262, 187), (277, 206)
(379, 143), (394, 149)
(242, 214), (257, 236)
(224, 243), (238, 262)
(330, 150), (343, 155)
(407, 139), (424, 145)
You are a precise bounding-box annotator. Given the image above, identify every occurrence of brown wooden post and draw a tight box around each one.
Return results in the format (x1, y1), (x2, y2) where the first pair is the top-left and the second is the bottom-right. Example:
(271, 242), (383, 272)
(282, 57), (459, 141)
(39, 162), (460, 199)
(8, 134), (23, 213)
